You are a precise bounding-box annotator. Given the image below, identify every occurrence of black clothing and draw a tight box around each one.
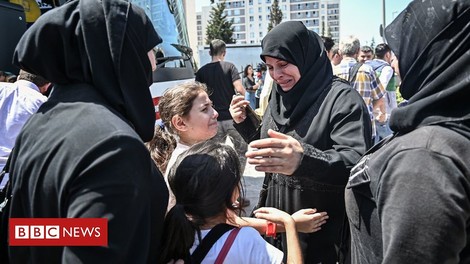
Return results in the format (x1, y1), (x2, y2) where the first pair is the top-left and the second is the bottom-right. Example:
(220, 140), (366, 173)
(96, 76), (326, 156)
(236, 21), (372, 263)
(260, 21), (332, 128)
(242, 76), (256, 91)
(195, 61), (241, 121)
(13, 0), (160, 142)
(9, 85), (168, 263)
(346, 125), (470, 264)
(8, 0), (168, 263)
(384, 0), (470, 134)
(346, 1), (470, 263)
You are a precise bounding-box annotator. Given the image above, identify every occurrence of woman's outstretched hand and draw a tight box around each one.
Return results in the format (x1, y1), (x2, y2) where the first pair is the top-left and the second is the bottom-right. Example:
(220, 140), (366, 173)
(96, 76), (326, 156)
(292, 208), (328, 233)
(246, 129), (303, 175)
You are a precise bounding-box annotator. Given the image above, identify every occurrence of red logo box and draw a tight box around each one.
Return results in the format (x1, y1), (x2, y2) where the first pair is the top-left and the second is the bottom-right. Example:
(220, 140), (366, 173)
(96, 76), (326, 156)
(9, 218), (108, 246)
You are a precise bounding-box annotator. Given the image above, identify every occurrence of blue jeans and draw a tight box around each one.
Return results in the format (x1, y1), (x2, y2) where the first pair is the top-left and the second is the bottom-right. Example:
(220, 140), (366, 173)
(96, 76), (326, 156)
(245, 91), (256, 109)
(375, 120), (393, 144)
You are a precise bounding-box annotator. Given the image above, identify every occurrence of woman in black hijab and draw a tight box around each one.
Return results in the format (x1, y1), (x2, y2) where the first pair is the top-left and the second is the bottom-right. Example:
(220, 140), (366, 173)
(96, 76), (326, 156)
(230, 21), (372, 263)
(6, 0), (168, 263)
(345, 0), (470, 263)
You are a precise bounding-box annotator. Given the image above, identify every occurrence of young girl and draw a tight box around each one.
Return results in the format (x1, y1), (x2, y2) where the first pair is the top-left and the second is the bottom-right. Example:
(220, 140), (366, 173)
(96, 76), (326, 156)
(147, 81), (218, 210)
(160, 141), (302, 263)
(147, 81), (328, 250)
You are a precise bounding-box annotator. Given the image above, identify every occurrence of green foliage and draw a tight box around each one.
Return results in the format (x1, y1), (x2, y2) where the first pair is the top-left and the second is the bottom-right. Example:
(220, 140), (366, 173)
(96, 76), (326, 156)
(205, 1), (235, 44)
(370, 37), (376, 51)
(267, 0), (283, 32)
(396, 85), (404, 105)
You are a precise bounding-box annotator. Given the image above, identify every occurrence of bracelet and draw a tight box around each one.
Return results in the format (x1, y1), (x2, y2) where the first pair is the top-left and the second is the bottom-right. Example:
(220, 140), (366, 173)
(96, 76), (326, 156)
(266, 221), (276, 237)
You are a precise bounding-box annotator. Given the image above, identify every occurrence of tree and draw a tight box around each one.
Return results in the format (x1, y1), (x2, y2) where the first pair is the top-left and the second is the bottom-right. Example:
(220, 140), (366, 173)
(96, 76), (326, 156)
(321, 21), (333, 38)
(267, 0), (283, 32)
(205, 1), (235, 44)
(370, 37), (376, 51)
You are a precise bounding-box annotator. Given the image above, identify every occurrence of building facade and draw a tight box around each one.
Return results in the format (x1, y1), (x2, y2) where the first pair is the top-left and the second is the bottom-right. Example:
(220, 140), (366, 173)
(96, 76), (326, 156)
(197, 0), (340, 46)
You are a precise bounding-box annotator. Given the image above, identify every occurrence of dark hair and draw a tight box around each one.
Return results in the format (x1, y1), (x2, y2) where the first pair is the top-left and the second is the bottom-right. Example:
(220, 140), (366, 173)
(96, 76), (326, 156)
(360, 45), (374, 54)
(209, 39), (226, 56)
(321, 36), (335, 52)
(375, 43), (391, 59)
(18, 69), (48, 87)
(159, 141), (245, 263)
(243, 64), (253, 78)
(6, 75), (17, 83)
(146, 81), (208, 172)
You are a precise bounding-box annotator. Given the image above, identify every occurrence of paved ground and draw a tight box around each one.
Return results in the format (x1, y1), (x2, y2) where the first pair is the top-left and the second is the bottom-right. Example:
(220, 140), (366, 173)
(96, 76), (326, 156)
(241, 162), (264, 216)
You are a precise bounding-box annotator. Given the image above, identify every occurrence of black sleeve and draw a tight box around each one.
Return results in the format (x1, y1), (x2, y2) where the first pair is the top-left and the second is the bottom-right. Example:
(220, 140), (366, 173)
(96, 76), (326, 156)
(233, 116), (261, 143)
(294, 86), (372, 185)
(230, 63), (241, 82)
(242, 77), (253, 91)
(378, 150), (469, 263)
(62, 135), (167, 263)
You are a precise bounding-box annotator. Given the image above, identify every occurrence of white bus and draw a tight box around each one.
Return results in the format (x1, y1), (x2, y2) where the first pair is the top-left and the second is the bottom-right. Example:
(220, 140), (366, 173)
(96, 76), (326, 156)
(0, 0), (195, 119)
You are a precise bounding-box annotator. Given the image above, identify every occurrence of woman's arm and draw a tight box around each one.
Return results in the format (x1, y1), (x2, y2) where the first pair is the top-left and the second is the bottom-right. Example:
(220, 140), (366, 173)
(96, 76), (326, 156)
(227, 208), (328, 234)
(254, 207), (303, 264)
(245, 86), (372, 184)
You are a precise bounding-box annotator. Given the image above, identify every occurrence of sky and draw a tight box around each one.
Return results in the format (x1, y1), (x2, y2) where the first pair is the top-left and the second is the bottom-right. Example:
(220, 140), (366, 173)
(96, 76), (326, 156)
(195, 0), (412, 45)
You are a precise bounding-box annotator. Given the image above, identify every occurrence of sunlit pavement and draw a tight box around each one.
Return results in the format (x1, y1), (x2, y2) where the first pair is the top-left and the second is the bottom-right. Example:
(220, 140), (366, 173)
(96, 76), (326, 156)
(242, 162), (264, 216)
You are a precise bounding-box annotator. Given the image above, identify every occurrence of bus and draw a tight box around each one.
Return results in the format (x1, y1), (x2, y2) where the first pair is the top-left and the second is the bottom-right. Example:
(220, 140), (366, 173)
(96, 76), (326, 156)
(0, 0), (195, 119)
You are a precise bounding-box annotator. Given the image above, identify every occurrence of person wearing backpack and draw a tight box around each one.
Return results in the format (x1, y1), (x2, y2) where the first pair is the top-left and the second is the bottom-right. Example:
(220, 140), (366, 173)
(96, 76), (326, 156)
(333, 36), (387, 143)
(366, 43), (397, 142)
(159, 141), (302, 264)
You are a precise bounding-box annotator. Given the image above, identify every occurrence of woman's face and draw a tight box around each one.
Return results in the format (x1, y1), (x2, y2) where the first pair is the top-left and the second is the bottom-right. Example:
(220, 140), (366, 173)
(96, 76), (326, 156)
(391, 54), (400, 79)
(264, 56), (301, 92)
(247, 66), (253, 75)
(180, 91), (219, 145)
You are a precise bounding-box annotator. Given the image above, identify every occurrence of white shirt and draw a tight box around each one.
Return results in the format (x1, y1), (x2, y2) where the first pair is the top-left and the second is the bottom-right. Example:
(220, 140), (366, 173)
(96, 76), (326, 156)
(374, 59), (394, 89)
(164, 142), (190, 211)
(0, 80), (47, 171)
(190, 226), (284, 264)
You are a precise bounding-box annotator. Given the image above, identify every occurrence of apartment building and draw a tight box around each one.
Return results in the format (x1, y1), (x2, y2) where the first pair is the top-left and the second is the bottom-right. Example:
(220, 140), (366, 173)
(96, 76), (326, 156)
(197, 0), (340, 46)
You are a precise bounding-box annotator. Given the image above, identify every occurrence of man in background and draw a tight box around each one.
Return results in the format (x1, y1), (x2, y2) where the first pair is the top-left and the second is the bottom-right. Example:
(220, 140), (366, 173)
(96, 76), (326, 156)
(0, 70), (50, 173)
(366, 43), (397, 141)
(333, 36), (386, 142)
(195, 39), (249, 189)
(358, 45), (374, 63)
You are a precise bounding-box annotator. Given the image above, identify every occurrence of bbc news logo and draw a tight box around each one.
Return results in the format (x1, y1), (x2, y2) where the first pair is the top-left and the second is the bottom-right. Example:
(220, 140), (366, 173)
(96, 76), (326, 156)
(9, 218), (107, 246)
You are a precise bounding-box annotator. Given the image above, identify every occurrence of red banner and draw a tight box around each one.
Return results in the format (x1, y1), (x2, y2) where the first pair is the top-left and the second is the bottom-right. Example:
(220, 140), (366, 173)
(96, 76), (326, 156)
(9, 218), (108, 246)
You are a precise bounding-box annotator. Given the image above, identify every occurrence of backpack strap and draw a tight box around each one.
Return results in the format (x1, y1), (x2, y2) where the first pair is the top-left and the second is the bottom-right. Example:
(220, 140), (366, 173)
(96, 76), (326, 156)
(191, 223), (236, 264)
(348, 62), (363, 84)
(214, 227), (241, 264)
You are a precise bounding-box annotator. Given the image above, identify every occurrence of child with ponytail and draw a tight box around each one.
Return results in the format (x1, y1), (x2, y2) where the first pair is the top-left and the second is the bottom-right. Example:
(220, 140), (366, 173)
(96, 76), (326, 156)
(160, 141), (302, 263)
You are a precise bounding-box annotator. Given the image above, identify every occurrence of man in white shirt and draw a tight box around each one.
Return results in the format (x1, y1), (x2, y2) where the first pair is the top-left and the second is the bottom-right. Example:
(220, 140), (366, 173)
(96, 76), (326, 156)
(366, 43), (396, 142)
(0, 70), (50, 173)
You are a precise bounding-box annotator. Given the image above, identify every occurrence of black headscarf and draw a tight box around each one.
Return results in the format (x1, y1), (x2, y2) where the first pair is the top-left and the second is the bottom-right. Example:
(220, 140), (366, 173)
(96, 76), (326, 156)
(13, 0), (162, 141)
(260, 21), (332, 128)
(385, 0), (470, 133)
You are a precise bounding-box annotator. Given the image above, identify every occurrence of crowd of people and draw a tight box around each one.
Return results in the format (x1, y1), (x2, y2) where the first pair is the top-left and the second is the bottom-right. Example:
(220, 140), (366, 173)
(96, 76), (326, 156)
(0, 0), (469, 263)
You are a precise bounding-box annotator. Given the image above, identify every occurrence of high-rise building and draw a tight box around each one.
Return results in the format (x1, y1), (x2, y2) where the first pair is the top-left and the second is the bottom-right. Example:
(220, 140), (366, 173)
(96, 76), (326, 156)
(197, 0), (340, 46)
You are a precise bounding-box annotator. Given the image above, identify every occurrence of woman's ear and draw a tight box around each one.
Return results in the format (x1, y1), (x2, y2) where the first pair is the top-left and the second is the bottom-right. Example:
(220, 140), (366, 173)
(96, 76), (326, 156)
(172, 115), (188, 132)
